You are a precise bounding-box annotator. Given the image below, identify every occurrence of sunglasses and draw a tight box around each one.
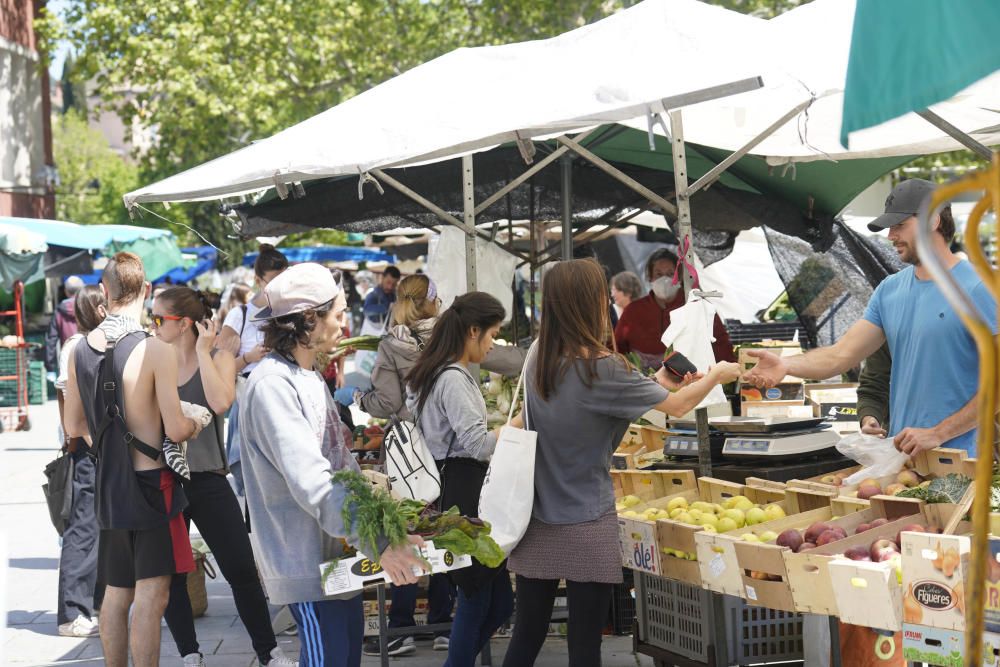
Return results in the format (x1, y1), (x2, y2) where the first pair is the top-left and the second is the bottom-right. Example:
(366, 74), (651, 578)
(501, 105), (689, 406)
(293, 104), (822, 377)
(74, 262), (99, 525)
(150, 313), (184, 328)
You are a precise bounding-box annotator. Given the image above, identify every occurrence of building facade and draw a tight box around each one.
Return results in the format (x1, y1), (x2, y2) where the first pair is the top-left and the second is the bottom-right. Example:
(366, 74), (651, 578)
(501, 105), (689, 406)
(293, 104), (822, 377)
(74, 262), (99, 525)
(0, 0), (55, 218)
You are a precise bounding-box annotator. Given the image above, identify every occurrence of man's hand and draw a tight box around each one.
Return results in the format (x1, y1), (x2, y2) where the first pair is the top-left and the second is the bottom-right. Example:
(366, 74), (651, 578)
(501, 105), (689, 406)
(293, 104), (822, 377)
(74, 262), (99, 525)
(742, 350), (787, 389)
(894, 427), (943, 456)
(860, 416), (887, 438)
(379, 535), (427, 586)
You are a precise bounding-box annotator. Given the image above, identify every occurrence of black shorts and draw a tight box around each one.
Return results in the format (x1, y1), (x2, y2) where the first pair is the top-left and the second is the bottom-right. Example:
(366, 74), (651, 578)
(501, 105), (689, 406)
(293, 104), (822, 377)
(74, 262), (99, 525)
(98, 469), (194, 587)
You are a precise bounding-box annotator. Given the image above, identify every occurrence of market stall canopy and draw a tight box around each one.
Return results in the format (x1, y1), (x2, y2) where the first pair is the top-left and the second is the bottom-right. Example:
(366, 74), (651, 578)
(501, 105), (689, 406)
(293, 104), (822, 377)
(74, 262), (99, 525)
(0, 224), (47, 288)
(841, 0), (1000, 146)
(0, 217), (185, 281)
(241, 245), (395, 267)
(124, 0), (770, 205)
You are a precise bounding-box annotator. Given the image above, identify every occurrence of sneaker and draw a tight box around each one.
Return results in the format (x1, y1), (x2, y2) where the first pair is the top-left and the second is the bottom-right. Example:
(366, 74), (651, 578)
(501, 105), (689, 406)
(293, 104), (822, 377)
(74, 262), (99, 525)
(58, 616), (99, 638)
(362, 636), (415, 656)
(182, 654), (205, 667)
(433, 636), (450, 651)
(266, 646), (298, 666)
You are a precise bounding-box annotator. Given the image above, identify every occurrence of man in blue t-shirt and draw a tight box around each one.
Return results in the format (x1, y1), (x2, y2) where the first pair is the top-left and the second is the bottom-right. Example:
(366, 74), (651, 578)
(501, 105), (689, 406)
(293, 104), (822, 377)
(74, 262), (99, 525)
(744, 179), (997, 456)
(362, 265), (400, 328)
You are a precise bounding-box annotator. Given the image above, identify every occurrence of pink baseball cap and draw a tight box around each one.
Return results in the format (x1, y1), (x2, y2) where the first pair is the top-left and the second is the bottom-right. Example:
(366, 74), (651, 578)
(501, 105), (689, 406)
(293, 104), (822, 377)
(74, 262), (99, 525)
(253, 263), (342, 321)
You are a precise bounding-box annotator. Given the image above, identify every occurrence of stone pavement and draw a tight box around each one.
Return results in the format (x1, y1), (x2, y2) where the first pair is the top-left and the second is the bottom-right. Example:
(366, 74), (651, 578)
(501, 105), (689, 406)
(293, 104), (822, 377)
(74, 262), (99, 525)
(2, 400), (653, 666)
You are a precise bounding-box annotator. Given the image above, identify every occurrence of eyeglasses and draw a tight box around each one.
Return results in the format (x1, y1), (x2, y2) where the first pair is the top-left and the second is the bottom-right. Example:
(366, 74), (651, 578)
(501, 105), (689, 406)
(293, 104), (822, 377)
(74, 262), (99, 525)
(150, 314), (184, 328)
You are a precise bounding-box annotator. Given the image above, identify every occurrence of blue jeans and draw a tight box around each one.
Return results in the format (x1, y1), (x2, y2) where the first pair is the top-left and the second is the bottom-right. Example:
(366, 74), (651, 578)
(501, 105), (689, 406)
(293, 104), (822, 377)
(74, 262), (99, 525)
(388, 575), (455, 636)
(290, 596), (364, 667)
(444, 568), (513, 667)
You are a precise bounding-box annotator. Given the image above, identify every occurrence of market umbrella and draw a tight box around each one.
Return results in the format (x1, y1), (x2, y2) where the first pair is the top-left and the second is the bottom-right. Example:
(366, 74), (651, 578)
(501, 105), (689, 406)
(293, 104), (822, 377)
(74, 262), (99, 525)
(0, 224), (47, 288)
(841, 0), (1000, 146)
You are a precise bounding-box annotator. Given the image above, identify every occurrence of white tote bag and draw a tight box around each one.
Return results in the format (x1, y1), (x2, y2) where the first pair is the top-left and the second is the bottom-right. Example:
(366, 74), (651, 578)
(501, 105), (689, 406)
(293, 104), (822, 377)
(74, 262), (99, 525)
(479, 370), (537, 556)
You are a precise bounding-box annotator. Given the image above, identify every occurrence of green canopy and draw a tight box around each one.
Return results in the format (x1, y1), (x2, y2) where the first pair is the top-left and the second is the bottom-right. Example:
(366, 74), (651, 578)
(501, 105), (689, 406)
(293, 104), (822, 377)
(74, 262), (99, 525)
(842, 0), (1000, 146)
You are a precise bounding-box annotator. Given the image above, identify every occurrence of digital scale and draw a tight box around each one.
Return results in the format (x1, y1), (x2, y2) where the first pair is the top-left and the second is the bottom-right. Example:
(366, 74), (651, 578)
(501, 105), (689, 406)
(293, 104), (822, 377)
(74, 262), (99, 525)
(663, 431), (726, 458)
(711, 416), (841, 459)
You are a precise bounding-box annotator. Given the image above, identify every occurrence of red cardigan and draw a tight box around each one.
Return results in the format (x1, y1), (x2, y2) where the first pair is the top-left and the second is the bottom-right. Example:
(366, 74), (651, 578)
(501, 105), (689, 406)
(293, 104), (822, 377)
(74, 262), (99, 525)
(614, 292), (736, 363)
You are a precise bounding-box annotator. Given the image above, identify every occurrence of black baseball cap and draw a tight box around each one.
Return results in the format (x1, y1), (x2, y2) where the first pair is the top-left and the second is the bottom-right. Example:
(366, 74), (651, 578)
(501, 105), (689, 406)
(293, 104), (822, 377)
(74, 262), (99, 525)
(867, 179), (940, 232)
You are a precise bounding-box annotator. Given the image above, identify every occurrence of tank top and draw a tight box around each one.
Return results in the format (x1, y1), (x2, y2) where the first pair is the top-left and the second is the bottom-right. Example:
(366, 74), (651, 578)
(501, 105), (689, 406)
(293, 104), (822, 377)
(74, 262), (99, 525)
(178, 366), (227, 473)
(75, 331), (187, 530)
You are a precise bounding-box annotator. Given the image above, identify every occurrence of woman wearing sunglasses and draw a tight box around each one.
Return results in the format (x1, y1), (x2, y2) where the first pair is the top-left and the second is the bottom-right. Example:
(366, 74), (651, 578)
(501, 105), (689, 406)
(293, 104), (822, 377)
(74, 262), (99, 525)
(151, 287), (294, 667)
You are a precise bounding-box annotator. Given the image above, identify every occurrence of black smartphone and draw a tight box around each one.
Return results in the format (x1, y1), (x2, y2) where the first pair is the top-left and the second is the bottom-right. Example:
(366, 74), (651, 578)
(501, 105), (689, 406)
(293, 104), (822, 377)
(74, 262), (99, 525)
(662, 350), (698, 379)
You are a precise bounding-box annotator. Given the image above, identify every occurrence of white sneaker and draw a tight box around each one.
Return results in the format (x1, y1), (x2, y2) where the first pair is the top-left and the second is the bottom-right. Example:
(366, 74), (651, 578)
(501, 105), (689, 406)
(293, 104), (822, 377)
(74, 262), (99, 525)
(433, 636), (450, 651)
(58, 616), (99, 637)
(182, 654), (205, 667)
(267, 647), (298, 666)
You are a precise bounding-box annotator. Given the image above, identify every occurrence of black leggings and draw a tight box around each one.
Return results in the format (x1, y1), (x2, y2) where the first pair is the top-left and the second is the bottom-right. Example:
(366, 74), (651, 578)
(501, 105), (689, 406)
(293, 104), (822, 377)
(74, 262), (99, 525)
(164, 472), (276, 662)
(502, 575), (612, 667)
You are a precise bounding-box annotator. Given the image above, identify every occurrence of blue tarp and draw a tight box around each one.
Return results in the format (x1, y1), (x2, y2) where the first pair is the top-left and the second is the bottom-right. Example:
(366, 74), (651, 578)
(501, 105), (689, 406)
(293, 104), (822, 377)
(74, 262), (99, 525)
(241, 245), (395, 266)
(155, 246), (218, 284)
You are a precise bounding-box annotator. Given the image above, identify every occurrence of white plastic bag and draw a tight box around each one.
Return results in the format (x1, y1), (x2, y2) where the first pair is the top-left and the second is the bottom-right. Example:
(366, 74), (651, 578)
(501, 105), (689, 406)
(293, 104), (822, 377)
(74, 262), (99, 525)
(428, 226), (516, 322)
(835, 433), (909, 486)
(479, 369), (536, 556)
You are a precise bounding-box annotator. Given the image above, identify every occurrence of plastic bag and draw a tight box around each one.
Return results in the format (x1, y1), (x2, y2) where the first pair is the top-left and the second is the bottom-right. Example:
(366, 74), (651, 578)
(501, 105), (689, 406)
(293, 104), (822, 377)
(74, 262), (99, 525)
(835, 433), (909, 486)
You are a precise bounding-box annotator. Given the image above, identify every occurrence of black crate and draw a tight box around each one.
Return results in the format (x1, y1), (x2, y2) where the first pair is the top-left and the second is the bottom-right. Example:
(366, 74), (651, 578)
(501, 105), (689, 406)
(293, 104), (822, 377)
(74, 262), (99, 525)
(609, 568), (635, 635)
(708, 455), (851, 484)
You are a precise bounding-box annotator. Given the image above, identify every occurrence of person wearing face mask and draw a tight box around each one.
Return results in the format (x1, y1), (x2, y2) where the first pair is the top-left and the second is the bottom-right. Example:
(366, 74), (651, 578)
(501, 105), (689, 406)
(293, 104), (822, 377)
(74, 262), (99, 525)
(614, 248), (736, 372)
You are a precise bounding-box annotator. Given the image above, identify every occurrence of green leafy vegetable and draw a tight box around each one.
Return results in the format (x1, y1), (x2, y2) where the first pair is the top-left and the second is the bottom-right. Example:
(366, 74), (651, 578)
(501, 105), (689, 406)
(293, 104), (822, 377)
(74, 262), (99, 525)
(896, 473), (972, 504)
(336, 335), (383, 351)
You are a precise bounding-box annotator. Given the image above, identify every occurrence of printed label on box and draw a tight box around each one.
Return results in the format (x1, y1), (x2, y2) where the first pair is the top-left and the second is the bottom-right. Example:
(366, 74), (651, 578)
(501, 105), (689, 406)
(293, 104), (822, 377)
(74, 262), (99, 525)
(319, 540), (471, 595)
(745, 585), (757, 601)
(901, 533), (970, 632)
(709, 553), (726, 579)
(618, 518), (660, 575)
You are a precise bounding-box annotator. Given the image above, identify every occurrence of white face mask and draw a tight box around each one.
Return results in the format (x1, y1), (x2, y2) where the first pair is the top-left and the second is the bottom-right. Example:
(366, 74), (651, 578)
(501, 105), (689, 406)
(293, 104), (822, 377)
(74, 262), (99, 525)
(651, 276), (680, 301)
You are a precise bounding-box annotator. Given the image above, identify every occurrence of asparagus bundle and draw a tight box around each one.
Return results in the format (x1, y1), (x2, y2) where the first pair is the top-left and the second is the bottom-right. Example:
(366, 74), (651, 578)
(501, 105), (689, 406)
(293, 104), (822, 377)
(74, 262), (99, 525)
(335, 335), (383, 351)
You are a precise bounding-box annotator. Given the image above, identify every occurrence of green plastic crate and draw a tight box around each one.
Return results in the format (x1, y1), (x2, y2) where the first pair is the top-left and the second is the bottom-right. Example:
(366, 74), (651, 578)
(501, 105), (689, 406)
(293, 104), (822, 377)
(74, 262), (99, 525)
(28, 361), (46, 405)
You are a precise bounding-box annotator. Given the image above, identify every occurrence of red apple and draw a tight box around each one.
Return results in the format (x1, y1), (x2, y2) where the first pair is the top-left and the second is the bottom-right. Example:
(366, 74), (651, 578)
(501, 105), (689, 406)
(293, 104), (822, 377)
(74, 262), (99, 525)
(804, 522), (834, 544)
(844, 545), (873, 561)
(870, 538), (900, 562)
(869, 518), (889, 529)
(816, 530), (843, 547)
(776, 529), (804, 552)
(896, 524), (925, 546)
(797, 542), (817, 553)
(855, 522), (872, 534)
(857, 481), (883, 500)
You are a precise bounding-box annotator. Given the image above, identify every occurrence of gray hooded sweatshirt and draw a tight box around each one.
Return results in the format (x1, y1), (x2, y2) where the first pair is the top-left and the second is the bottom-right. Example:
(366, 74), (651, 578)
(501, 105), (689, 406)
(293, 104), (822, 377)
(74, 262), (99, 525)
(359, 316), (527, 421)
(240, 354), (381, 605)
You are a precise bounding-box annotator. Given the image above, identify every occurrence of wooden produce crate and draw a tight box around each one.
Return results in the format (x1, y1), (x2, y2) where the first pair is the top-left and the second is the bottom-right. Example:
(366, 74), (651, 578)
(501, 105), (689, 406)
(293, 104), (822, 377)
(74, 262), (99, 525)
(782, 498), (935, 617)
(612, 439), (646, 470)
(695, 485), (826, 597)
(618, 471), (699, 578)
(616, 470), (697, 504)
(900, 509), (974, 633)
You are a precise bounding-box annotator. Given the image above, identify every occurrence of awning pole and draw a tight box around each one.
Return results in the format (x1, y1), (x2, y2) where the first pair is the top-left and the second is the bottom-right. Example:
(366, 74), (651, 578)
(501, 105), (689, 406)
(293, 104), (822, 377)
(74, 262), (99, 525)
(916, 109), (993, 160)
(561, 154), (574, 261)
(669, 109), (695, 298)
(462, 155), (478, 293)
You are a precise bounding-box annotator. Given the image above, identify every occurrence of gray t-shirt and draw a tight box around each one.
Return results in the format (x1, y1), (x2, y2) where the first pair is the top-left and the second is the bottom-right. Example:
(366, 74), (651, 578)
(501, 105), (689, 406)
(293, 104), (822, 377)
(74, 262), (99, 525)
(523, 351), (668, 524)
(407, 364), (496, 462)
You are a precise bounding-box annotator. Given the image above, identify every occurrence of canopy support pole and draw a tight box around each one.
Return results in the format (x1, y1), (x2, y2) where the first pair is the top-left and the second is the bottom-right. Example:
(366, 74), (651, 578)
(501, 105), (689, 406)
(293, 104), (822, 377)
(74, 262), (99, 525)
(669, 110), (695, 297)
(686, 99), (813, 196)
(917, 109), (993, 160)
(555, 136), (679, 217)
(561, 154), (574, 260)
(462, 155), (478, 292)
(369, 168), (531, 263)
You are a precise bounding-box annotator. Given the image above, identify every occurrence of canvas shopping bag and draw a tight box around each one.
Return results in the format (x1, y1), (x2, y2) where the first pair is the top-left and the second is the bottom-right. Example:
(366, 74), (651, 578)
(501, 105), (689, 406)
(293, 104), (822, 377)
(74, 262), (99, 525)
(478, 369), (536, 556)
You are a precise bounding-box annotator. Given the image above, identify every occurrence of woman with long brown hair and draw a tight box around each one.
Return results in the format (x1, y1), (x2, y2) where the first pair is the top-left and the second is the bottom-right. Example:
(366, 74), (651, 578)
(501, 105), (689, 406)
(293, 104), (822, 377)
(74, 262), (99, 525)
(503, 259), (740, 667)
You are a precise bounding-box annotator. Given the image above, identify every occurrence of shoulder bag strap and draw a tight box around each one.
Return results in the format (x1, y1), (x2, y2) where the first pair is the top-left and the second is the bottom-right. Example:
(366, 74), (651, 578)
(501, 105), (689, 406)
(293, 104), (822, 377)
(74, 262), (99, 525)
(95, 335), (162, 462)
(239, 304), (248, 338)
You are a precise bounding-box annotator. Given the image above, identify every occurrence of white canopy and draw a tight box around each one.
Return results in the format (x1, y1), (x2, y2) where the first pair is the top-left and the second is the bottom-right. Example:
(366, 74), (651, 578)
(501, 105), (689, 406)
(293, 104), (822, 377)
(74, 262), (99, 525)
(125, 0), (1000, 208)
(125, 0), (768, 205)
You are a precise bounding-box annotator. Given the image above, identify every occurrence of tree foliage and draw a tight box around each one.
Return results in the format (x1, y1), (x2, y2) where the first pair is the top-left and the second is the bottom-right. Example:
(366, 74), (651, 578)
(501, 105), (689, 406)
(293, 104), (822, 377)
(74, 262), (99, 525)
(51, 110), (138, 227)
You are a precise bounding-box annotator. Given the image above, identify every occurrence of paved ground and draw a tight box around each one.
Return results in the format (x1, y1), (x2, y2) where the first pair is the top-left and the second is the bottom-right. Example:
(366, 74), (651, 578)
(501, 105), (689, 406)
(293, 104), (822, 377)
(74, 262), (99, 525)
(2, 400), (653, 666)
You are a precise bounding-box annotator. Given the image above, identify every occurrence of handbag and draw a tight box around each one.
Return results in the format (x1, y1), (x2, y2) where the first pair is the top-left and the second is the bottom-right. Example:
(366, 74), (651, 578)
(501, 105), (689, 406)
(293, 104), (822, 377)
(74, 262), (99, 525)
(478, 366), (537, 556)
(42, 450), (75, 535)
(383, 367), (463, 503)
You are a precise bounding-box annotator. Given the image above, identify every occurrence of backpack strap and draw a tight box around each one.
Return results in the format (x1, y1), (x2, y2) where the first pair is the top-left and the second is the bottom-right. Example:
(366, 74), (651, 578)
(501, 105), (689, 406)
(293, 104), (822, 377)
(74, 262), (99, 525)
(238, 304), (248, 338)
(93, 336), (162, 462)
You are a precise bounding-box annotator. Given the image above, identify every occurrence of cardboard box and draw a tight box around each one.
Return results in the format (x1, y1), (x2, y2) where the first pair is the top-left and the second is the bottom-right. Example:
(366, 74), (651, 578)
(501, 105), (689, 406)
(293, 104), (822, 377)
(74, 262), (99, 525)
(737, 344), (803, 381)
(319, 541), (471, 595)
(741, 400), (811, 419)
(739, 382), (805, 402)
(901, 531), (970, 632)
(902, 624), (1000, 667)
(986, 538), (1000, 635)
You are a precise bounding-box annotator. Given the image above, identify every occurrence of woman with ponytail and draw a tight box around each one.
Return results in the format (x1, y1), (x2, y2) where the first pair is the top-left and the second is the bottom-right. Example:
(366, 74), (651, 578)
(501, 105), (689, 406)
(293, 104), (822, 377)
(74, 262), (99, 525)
(152, 287), (294, 667)
(404, 292), (514, 667)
